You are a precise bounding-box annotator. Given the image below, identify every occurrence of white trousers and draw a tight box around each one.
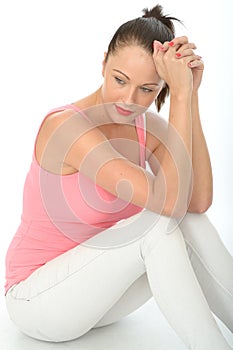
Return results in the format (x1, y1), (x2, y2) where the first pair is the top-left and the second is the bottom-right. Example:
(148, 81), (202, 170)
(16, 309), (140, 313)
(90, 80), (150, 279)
(5, 211), (233, 349)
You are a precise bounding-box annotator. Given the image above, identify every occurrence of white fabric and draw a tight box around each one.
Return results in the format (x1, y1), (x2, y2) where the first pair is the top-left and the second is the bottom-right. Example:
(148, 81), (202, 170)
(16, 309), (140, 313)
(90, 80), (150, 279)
(5, 210), (233, 349)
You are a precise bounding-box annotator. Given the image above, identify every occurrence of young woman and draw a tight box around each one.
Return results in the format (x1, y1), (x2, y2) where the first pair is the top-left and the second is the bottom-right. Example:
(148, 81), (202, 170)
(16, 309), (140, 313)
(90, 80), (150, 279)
(5, 4), (233, 349)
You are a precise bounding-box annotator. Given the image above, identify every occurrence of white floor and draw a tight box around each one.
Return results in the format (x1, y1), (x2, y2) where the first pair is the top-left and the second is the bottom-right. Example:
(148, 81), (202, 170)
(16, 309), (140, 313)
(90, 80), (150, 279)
(1, 292), (233, 350)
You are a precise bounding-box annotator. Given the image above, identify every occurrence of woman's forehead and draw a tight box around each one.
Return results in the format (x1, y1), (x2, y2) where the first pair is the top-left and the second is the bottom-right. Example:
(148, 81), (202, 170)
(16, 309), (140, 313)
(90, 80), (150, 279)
(106, 45), (161, 82)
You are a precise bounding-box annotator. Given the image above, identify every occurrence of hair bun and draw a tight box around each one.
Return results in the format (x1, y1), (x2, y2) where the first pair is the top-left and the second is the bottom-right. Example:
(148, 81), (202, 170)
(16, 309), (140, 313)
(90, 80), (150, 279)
(142, 4), (164, 20)
(142, 4), (181, 36)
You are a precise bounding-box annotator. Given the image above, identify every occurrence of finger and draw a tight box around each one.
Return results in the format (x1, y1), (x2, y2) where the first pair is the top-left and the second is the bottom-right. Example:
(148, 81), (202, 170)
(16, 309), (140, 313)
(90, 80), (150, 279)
(160, 41), (170, 50)
(176, 54), (202, 67)
(176, 50), (201, 59)
(168, 36), (189, 47)
(188, 59), (204, 68)
(160, 38), (194, 53)
(176, 43), (197, 53)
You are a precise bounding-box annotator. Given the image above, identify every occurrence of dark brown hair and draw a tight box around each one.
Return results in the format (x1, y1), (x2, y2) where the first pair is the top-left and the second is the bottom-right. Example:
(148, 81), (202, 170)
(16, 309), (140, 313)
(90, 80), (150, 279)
(105, 4), (182, 111)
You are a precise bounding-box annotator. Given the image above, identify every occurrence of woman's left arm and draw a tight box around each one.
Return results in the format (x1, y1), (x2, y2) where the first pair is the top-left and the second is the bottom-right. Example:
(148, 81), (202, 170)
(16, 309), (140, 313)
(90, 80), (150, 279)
(188, 61), (213, 213)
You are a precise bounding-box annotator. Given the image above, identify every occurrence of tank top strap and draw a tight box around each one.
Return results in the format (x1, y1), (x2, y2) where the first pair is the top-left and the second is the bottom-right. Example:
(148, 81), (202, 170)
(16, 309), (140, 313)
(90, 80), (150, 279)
(45, 104), (89, 120)
(33, 104), (147, 169)
(135, 113), (146, 168)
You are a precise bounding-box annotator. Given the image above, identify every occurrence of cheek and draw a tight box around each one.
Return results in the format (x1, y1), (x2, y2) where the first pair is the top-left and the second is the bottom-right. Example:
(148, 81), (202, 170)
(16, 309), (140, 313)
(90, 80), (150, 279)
(140, 92), (161, 109)
(144, 90), (161, 106)
(140, 92), (157, 106)
(102, 79), (120, 101)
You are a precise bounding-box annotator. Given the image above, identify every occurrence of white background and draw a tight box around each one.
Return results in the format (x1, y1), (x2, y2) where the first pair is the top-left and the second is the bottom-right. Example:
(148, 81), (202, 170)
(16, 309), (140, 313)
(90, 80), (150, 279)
(0, 1), (233, 348)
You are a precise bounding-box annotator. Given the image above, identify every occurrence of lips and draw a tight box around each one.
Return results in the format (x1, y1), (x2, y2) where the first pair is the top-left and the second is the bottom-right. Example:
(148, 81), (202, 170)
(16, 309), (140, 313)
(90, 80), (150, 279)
(115, 104), (134, 116)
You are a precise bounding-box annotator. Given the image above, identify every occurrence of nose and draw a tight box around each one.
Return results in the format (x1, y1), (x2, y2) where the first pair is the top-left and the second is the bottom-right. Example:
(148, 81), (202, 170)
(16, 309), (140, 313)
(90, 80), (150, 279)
(122, 87), (137, 105)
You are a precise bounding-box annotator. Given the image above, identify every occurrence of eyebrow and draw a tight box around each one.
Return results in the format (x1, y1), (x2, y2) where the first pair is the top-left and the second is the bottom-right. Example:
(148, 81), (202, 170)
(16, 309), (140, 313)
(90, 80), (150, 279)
(113, 69), (160, 86)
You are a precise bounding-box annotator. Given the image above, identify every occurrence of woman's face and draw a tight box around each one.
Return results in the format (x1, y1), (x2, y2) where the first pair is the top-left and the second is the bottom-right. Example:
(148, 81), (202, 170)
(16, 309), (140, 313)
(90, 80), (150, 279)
(101, 45), (164, 123)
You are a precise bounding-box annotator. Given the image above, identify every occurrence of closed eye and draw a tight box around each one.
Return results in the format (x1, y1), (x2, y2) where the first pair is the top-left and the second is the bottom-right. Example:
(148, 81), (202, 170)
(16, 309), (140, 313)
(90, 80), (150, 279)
(114, 76), (125, 85)
(141, 87), (154, 93)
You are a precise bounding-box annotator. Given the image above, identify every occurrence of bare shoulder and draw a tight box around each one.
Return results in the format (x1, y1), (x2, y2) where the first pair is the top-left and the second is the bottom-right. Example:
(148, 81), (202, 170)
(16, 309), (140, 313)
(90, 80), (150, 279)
(37, 94), (96, 146)
(35, 108), (76, 162)
(35, 90), (109, 174)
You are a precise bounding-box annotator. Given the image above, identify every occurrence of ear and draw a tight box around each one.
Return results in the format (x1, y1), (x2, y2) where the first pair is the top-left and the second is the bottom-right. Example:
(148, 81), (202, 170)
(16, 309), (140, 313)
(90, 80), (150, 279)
(102, 52), (107, 77)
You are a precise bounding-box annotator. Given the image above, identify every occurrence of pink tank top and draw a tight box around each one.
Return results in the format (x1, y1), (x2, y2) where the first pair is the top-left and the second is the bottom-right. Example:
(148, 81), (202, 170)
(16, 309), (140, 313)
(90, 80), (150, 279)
(5, 104), (147, 294)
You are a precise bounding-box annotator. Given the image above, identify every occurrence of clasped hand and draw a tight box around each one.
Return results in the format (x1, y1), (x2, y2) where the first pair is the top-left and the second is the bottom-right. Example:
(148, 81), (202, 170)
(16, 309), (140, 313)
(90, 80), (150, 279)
(153, 36), (204, 94)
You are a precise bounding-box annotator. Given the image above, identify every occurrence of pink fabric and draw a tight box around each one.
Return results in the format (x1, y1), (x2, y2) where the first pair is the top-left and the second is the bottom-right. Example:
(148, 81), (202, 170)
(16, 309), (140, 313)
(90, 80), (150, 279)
(5, 104), (146, 294)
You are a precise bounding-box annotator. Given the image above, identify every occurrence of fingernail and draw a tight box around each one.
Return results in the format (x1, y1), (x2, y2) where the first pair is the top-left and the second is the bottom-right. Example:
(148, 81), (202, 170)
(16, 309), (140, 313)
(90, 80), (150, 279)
(168, 41), (174, 47)
(159, 45), (166, 51)
(175, 53), (181, 58)
(188, 62), (193, 67)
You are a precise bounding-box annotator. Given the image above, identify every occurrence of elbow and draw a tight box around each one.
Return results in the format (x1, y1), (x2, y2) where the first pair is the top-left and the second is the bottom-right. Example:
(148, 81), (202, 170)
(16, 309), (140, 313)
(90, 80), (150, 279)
(160, 201), (190, 219)
(188, 198), (213, 214)
(160, 197), (213, 218)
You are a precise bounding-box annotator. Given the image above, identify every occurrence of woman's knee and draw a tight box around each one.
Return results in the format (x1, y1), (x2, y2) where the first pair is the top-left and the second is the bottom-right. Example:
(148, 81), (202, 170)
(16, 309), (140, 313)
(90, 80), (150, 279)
(139, 213), (183, 261)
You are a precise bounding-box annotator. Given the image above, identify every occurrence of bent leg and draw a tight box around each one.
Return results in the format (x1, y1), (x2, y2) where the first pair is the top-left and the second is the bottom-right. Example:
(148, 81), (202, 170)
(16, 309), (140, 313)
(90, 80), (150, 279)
(5, 210), (233, 348)
(179, 212), (233, 332)
(5, 239), (145, 342)
(5, 210), (160, 343)
(141, 214), (232, 350)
